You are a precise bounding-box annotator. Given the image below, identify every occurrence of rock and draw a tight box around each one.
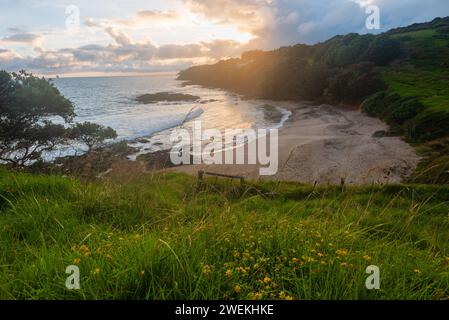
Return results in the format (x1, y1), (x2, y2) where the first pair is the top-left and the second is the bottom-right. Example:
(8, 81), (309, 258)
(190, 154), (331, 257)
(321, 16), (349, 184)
(373, 130), (388, 138)
(136, 92), (200, 104)
(136, 138), (151, 143)
(199, 99), (219, 104)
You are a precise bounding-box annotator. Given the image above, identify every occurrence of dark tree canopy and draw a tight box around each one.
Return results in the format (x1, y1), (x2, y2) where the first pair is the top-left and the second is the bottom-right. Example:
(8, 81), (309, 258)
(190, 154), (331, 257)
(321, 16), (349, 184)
(69, 122), (117, 151)
(0, 70), (117, 166)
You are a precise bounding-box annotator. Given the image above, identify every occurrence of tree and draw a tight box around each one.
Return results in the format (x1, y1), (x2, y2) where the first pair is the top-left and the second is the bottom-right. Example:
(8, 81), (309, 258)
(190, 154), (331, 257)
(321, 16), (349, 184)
(69, 122), (117, 151)
(0, 70), (117, 166)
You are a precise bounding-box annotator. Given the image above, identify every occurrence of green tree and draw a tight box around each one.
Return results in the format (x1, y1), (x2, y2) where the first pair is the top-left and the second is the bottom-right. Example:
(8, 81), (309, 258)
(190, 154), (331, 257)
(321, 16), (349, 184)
(69, 122), (117, 151)
(0, 70), (117, 166)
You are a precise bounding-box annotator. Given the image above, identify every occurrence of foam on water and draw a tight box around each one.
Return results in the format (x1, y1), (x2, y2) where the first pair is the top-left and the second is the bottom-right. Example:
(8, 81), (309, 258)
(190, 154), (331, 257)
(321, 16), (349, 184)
(46, 73), (292, 162)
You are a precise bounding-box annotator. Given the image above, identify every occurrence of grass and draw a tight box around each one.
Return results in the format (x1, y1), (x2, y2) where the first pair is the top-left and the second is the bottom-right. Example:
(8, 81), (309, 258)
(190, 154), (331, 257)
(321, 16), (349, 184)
(0, 167), (448, 300)
(382, 68), (449, 113)
(361, 29), (449, 184)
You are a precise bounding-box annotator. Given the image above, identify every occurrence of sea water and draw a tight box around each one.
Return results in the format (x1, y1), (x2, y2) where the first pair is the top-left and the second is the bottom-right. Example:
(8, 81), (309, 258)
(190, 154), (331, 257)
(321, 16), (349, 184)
(50, 72), (290, 160)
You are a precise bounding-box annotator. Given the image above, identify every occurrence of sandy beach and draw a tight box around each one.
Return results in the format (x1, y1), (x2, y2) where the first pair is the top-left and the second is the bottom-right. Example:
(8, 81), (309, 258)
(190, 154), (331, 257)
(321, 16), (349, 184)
(165, 102), (420, 185)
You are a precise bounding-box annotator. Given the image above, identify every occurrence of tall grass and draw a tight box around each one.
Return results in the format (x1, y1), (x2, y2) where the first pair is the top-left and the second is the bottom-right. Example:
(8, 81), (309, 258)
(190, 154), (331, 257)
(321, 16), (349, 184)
(0, 168), (448, 300)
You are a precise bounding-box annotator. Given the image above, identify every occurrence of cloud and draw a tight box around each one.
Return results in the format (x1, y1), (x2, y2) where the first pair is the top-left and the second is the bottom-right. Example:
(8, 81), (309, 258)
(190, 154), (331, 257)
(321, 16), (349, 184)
(85, 9), (183, 29)
(0, 37), (253, 75)
(183, 0), (449, 47)
(2, 0), (449, 74)
(1, 33), (43, 48)
(183, 0), (274, 34)
(104, 27), (133, 46)
(136, 10), (181, 21)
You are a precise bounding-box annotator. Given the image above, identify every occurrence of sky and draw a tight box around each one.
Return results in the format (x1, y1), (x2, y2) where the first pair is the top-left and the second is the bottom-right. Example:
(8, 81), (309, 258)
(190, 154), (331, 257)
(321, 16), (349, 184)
(0, 0), (448, 76)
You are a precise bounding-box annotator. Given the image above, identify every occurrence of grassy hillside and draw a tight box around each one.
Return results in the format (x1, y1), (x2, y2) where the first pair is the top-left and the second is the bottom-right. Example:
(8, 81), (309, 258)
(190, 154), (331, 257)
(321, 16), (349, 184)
(179, 17), (449, 184)
(1, 167), (448, 299)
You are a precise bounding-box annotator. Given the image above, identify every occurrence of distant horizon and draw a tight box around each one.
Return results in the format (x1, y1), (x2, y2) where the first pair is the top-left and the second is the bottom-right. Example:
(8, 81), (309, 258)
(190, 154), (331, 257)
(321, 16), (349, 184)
(46, 70), (179, 79)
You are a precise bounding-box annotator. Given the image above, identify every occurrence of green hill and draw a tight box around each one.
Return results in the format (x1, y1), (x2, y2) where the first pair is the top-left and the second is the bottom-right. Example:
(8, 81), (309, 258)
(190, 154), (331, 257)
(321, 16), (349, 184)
(179, 17), (449, 184)
(0, 167), (448, 299)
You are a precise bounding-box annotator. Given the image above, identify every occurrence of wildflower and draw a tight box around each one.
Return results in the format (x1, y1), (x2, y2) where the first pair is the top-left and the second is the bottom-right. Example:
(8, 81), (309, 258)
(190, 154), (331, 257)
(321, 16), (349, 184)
(132, 234), (141, 241)
(363, 255), (372, 262)
(72, 258), (81, 265)
(263, 276), (272, 284)
(317, 252), (325, 258)
(225, 269), (233, 278)
(340, 262), (350, 268)
(251, 292), (263, 300)
(236, 267), (247, 274)
(302, 255), (315, 263)
(292, 258), (299, 263)
(93, 268), (101, 275)
(285, 295), (294, 300)
(202, 265), (212, 276)
(414, 269), (421, 274)
(336, 249), (349, 257)
(234, 285), (241, 294)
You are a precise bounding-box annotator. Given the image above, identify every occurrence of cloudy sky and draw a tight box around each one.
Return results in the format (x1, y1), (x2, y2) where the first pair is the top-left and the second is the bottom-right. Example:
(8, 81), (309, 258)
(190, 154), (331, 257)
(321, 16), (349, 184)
(0, 0), (448, 76)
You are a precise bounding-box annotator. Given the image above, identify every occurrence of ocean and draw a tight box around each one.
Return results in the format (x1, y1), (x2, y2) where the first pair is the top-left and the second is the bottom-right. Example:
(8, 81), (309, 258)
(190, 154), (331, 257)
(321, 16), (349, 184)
(51, 73), (291, 160)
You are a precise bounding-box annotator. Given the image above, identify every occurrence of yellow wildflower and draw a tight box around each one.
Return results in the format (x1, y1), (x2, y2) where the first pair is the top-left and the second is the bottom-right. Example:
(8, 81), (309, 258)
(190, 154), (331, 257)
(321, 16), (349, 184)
(132, 234), (141, 241)
(93, 268), (101, 275)
(263, 276), (272, 284)
(225, 269), (233, 277)
(72, 258), (81, 265)
(363, 255), (372, 262)
(202, 265), (212, 276)
(251, 292), (263, 300)
(336, 249), (349, 257)
(414, 269), (421, 274)
(234, 285), (241, 294)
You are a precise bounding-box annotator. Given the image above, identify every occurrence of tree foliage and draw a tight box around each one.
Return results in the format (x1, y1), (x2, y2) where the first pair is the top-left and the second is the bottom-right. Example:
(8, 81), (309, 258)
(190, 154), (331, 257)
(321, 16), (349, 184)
(0, 70), (117, 166)
(69, 122), (117, 151)
(178, 32), (402, 104)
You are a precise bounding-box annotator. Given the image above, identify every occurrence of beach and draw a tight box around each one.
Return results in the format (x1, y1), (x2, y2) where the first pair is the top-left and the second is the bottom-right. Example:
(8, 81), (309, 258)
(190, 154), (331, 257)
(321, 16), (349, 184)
(166, 102), (420, 185)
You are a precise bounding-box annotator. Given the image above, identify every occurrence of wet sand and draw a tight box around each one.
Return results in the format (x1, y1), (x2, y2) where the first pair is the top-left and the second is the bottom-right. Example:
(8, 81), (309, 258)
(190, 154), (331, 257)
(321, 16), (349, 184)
(165, 102), (420, 185)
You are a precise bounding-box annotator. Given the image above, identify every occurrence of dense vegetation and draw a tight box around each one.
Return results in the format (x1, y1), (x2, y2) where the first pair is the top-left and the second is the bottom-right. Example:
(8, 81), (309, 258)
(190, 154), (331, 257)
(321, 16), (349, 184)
(179, 17), (449, 184)
(0, 71), (117, 166)
(0, 168), (448, 299)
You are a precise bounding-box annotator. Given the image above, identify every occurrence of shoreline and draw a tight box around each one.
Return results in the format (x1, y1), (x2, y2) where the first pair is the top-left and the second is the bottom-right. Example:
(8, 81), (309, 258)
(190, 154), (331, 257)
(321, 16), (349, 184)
(164, 101), (421, 185)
